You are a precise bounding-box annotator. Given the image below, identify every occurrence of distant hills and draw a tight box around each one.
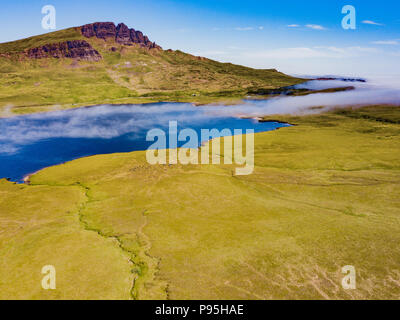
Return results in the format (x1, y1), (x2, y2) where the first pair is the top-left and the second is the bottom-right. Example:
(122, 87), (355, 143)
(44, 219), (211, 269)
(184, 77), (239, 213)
(0, 22), (304, 115)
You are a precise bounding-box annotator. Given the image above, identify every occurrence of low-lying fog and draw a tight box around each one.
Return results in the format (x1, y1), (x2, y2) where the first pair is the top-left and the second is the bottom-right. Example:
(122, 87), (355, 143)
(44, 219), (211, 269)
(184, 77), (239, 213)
(2, 77), (399, 150)
(0, 76), (399, 175)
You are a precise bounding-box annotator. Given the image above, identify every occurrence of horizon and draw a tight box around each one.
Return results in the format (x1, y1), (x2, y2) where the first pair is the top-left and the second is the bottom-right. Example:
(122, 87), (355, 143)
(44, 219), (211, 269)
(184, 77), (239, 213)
(1, 0), (400, 77)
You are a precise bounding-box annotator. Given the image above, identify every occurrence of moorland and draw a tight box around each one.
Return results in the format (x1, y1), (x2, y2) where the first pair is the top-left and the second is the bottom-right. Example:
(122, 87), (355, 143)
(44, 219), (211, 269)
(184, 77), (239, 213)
(1, 105), (399, 299)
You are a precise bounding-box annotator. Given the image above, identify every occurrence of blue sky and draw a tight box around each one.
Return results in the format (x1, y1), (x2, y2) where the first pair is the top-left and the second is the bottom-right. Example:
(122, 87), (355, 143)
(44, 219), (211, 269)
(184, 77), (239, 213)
(1, 0), (399, 76)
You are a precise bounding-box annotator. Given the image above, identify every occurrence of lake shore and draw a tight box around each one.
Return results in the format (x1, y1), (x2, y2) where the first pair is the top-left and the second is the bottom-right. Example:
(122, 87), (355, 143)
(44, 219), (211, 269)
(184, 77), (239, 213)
(1, 104), (399, 299)
(0, 84), (359, 118)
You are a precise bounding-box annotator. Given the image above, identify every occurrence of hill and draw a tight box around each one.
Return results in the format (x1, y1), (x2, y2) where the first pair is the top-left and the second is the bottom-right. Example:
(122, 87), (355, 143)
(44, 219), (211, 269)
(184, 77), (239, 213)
(1, 105), (399, 299)
(0, 22), (304, 115)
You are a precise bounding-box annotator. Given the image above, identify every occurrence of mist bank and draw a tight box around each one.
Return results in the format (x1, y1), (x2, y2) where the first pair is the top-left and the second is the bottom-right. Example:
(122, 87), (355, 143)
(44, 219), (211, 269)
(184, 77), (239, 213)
(233, 76), (400, 116)
(0, 104), (286, 181)
(1, 76), (399, 155)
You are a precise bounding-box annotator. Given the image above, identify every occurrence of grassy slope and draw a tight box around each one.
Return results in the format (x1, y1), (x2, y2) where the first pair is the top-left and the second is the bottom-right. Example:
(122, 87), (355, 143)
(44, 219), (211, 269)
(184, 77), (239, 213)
(0, 27), (304, 115)
(0, 180), (133, 299)
(1, 105), (399, 299)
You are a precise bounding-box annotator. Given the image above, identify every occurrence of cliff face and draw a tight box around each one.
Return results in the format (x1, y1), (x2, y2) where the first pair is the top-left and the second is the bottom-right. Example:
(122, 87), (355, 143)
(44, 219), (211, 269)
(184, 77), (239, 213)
(81, 22), (161, 49)
(27, 40), (102, 61)
(9, 22), (161, 61)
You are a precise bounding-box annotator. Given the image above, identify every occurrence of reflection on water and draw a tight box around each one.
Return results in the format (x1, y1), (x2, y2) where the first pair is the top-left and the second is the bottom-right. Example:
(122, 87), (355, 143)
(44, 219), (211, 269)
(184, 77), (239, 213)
(0, 102), (288, 182)
(1, 78), (399, 182)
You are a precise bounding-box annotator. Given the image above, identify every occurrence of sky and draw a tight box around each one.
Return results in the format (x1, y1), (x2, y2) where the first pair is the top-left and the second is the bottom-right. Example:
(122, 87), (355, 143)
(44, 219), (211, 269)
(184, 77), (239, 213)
(1, 0), (399, 76)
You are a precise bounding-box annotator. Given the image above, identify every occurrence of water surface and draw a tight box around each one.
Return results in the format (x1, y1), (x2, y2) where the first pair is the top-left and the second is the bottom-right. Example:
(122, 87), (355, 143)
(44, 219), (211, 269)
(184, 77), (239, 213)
(2, 77), (399, 182)
(0, 102), (288, 182)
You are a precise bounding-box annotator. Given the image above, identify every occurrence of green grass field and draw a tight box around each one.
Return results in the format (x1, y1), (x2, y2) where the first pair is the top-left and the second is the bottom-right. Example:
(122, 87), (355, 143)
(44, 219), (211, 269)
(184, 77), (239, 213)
(1, 105), (399, 300)
(0, 27), (304, 116)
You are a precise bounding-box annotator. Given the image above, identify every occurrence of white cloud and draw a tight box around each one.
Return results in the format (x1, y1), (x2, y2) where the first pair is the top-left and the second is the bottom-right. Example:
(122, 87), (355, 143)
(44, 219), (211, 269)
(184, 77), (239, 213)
(372, 40), (399, 45)
(317, 46), (379, 55)
(177, 28), (192, 33)
(242, 46), (380, 60)
(194, 50), (227, 56)
(362, 20), (384, 26)
(234, 27), (254, 31)
(287, 24), (300, 28)
(243, 47), (331, 59)
(305, 24), (326, 30)
(227, 45), (244, 50)
(212, 26), (263, 32)
(346, 46), (380, 53)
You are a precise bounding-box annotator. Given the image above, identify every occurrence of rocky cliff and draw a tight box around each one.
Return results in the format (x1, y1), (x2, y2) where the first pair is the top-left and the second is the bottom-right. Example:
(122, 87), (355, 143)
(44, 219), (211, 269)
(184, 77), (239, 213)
(8, 22), (161, 61)
(27, 40), (102, 61)
(81, 22), (161, 49)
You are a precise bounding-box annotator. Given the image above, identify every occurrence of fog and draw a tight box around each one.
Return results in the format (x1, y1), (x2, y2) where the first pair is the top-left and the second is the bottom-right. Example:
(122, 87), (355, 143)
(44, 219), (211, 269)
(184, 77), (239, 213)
(1, 77), (399, 155)
(230, 77), (400, 117)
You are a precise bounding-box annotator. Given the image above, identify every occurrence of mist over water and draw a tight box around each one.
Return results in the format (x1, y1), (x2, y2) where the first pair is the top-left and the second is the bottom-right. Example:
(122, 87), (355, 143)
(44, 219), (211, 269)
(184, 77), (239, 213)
(238, 76), (400, 117)
(0, 103), (288, 182)
(0, 77), (399, 182)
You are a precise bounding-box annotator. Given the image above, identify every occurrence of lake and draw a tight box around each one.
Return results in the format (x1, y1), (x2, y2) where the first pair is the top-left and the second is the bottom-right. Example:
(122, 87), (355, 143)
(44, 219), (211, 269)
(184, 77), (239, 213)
(2, 77), (399, 182)
(0, 102), (289, 182)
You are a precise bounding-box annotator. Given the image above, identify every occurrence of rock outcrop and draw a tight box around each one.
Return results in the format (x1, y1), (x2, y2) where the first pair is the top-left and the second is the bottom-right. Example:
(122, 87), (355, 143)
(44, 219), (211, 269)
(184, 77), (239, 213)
(27, 40), (102, 61)
(80, 22), (161, 49)
(16, 22), (161, 61)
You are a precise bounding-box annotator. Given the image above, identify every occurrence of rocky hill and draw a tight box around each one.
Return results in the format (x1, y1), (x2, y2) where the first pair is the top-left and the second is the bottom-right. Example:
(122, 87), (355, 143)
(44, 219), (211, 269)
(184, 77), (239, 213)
(27, 40), (102, 61)
(0, 22), (305, 115)
(1, 22), (160, 61)
(81, 22), (161, 49)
